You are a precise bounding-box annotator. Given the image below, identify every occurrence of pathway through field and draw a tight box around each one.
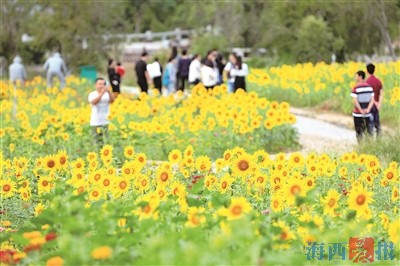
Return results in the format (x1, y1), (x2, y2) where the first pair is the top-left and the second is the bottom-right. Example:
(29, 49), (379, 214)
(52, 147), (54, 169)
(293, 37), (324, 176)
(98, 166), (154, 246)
(291, 108), (357, 154)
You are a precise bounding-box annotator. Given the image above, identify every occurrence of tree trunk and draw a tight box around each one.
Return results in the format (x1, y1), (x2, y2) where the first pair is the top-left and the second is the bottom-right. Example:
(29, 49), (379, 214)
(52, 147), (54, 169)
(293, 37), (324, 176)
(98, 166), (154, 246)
(135, 12), (142, 34)
(375, 0), (397, 60)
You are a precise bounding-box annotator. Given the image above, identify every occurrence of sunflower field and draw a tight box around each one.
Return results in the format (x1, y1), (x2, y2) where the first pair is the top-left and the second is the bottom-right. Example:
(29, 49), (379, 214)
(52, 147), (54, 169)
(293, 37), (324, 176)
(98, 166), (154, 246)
(1, 61), (399, 265)
(0, 146), (399, 265)
(0, 77), (298, 161)
(249, 61), (400, 126)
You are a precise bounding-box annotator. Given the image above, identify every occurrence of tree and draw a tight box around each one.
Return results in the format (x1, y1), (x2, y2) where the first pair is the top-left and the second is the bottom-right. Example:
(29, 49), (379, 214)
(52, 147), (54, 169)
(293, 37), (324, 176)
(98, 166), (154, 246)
(295, 16), (343, 63)
(0, 1), (35, 62)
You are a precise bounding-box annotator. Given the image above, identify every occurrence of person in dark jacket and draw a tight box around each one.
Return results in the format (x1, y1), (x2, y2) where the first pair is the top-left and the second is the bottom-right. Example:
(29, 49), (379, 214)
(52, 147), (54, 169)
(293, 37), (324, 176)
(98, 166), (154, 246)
(177, 49), (191, 91)
(107, 59), (121, 94)
(135, 52), (151, 93)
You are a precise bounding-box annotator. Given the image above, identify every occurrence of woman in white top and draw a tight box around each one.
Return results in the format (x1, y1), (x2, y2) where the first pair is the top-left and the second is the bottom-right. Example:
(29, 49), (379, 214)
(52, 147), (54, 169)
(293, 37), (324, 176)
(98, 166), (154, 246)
(230, 55), (249, 92)
(88, 77), (115, 146)
(188, 54), (202, 85)
(201, 60), (218, 90)
(223, 53), (236, 93)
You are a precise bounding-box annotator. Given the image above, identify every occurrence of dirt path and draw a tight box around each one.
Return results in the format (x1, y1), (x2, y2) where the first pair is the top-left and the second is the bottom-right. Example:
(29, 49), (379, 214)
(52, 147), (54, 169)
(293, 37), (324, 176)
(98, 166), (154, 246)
(291, 107), (357, 154)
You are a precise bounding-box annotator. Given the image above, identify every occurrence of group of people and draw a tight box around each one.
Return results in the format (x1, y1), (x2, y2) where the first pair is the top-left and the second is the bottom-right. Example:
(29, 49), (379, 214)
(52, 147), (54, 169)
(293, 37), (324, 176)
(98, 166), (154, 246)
(9, 52), (68, 89)
(133, 48), (249, 95)
(8, 51), (384, 146)
(351, 63), (383, 142)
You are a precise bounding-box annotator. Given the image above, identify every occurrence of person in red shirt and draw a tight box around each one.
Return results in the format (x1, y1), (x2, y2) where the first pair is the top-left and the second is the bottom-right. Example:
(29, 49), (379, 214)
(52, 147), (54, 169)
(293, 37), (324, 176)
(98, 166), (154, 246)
(366, 63), (383, 136)
(351, 70), (374, 142)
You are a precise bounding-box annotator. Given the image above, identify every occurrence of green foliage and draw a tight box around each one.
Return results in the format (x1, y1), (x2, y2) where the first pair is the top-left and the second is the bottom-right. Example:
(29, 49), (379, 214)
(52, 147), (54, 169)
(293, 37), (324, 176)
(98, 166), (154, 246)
(357, 132), (400, 164)
(295, 16), (344, 63)
(190, 33), (230, 57)
(2, 1), (398, 70)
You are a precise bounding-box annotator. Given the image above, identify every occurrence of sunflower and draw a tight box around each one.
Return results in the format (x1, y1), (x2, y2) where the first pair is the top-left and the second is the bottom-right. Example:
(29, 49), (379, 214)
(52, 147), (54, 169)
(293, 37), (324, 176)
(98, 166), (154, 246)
(231, 153), (254, 178)
(204, 174), (217, 191)
(270, 194), (284, 212)
(168, 149), (182, 164)
(170, 181), (186, 198)
(134, 153), (147, 168)
(100, 144), (113, 163)
(276, 152), (286, 162)
(365, 155), (380, 172)
(182, 156), (194, 168)
(383, 167), (398, 184)
(135, 195), (159, 220)
(273, 221), (296, 241)
(88, 188), (103, 202)
(19, 187), (31, 201)
(156, 168), (173, 187)
(322, 189), (340, 217)
(263, 118), (275, 130)
(13, 157), (29, 172)
(121, 161), (134, 177)
(361, 172), (374, 185)
(232, 147), (247, 157)
(114, 177), (130, 195)
(185, 207), (206, 227)
(88, 160), (98, 171)
(38, 176), (52, 195)
(137, 175), (150, 192)
(254, 172), (267, 188)
(252, 150), (270, 167)
(106, 167), (116, 176)
(195, 156), (212, 173)
(289, 152), (304, 168)
(223, 149), (233, 162)
(35, 203), (45, 216)
(379, 213), (390, 230)
(86, 152), (97, 162)
(392, 187), (399, 202)
(283, 178), (307, 206)
(100, 176), (112, 193)
(218, 173), (234, 194)
(69, 170), (86, 187)
(89, 169), (104, 186)
(223, 197), (252, 221)
(123, 146), (135, 159)
(56, 150), (68, 169)
(44, 155), (58, 171)
(71, 158), (85, 171)
(0, 179), (16, 198)
(348, 184), (373, 213)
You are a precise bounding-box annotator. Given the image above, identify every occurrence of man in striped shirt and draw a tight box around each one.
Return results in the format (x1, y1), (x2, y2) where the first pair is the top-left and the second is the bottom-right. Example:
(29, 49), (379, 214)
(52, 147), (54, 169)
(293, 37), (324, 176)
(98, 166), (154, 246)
(351, 70), (374, 142)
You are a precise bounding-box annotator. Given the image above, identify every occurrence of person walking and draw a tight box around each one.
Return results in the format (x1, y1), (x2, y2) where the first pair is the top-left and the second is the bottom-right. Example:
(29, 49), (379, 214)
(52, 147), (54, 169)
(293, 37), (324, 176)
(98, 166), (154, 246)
(231, 55), (249, 92)
(188, 54), (201, 86)
(9, 55), (27, 85)
(351, 70), (374, 142)
(366, 63), (384, 136)
(177, 49), (191, 91)
(135, 52), (151, 93)
(107, 59), (121, 95)
(162, 57), (177, 95)
(88, 77), (115, 146)
(43, 52), (67, 89)
(147, 58), (163, 93)
(223, 53), (236, 93)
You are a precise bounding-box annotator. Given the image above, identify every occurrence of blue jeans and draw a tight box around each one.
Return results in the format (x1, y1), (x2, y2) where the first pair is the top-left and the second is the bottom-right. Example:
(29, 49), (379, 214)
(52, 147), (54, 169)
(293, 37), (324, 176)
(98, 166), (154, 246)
(227, 81), (234, 93)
